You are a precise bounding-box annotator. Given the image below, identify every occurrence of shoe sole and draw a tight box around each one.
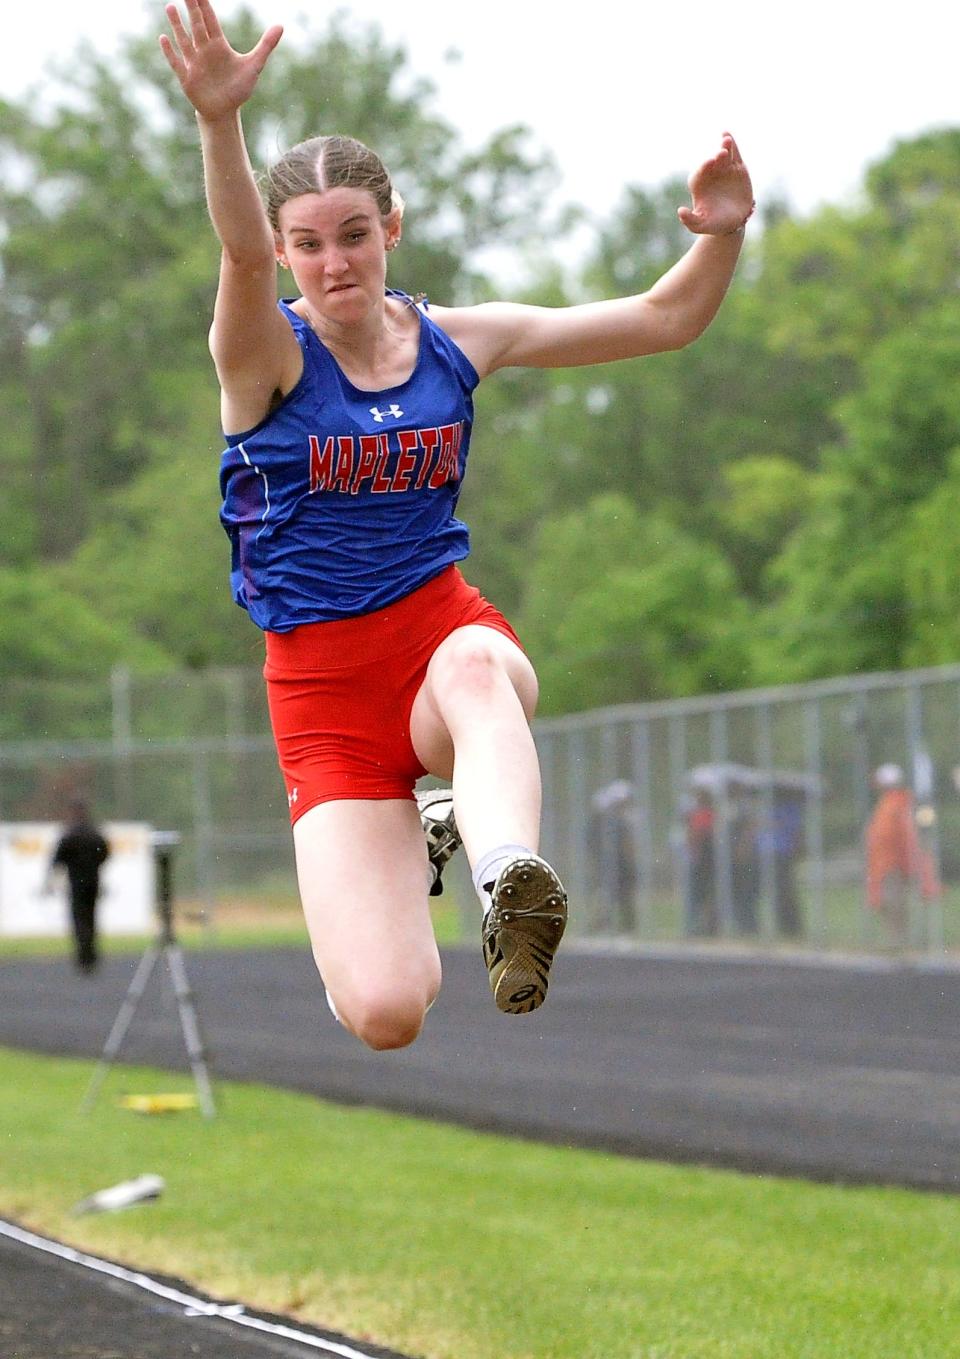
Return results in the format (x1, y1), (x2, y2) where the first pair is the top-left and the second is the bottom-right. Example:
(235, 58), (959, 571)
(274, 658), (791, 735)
(483, 858), (567, 1015)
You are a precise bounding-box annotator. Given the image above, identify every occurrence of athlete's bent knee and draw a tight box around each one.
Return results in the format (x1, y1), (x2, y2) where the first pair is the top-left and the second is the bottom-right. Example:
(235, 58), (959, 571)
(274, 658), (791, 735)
(353, 1000), (427, 1051)
(337, 987), (432, 1051)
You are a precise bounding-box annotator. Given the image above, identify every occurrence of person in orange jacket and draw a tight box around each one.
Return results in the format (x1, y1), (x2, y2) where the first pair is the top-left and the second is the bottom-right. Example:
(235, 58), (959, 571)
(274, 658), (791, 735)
(865, 764), (940, 945)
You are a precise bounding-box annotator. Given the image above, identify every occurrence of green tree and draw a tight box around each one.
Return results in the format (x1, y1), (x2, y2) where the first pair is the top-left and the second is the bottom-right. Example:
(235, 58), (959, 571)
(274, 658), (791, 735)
(516, 494), (749, 712)
(903, 447), (960, 667)
(755, 302), (960, 681)
(61, 435), (255, 668)
(0, 7), (559, 669)
(0, 568), (168, 680)
(7, 13), (960, 720)
(713, 455), (815, 592)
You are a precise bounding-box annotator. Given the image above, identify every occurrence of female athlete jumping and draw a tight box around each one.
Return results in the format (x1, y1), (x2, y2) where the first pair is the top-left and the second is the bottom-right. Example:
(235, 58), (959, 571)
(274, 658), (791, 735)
(159, 0), (754, 1050)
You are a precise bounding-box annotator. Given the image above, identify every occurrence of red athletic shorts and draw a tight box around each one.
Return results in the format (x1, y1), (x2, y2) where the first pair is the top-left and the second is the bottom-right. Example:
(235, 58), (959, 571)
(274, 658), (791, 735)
(263, 565), (523, 824)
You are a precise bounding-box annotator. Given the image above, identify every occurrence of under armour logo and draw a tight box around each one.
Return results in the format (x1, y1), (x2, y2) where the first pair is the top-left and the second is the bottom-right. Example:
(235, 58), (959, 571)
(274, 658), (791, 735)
(369, 404), (403, 422)
(288, 787), (299, 807)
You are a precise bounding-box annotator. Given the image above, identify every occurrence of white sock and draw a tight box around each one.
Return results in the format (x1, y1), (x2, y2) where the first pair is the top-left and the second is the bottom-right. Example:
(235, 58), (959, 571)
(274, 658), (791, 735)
(472, 844), (535, 913)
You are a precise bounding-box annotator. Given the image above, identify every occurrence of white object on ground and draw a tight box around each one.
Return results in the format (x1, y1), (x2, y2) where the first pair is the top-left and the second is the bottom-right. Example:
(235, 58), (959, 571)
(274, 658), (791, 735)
(72, 1173), (165, 1216)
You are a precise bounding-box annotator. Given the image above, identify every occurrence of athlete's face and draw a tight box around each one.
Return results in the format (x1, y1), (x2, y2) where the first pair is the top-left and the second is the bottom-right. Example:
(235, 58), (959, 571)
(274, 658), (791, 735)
(275, 187), (400, 324)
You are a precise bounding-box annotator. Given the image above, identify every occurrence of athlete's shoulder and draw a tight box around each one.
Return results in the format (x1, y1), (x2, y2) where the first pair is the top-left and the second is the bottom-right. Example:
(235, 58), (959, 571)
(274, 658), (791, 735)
(422, 301), (522, 380)
(278, 296), (313, 338)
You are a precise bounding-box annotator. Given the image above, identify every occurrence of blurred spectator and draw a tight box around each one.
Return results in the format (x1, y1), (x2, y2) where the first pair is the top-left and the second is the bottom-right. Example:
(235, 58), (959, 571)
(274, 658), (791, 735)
(865, 764), (940, 946)
(730, 789), (761, 934)
(47, 801), (111, 973)
(686, 788), (717, 935)
(766, 789), (806, 938)
(590, 780), (639, 932)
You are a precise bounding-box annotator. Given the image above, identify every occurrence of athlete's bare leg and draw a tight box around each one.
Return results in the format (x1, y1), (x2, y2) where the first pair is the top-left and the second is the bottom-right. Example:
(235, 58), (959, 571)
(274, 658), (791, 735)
(293, 798), (441, 1050)
(410, 624), (567, 1016)
(296, 626), (552, 1049)
(409, 624), (541, 864)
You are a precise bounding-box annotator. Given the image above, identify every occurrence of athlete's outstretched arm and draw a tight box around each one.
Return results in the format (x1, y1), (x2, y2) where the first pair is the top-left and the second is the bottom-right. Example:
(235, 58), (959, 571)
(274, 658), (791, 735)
(159, 0), (295, 414)
(434, 134), (755, 377)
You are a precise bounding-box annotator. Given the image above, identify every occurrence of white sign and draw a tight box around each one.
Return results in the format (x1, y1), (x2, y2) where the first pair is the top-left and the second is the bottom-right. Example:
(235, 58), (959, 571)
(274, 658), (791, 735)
(0, 823), (155, 937)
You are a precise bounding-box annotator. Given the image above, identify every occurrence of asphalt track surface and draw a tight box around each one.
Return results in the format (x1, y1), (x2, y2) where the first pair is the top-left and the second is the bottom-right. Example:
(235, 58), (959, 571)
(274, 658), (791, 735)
(0, 1218), (415, 1359)
(1, 942), (959, 1189)
(2, 943), (959, 1357)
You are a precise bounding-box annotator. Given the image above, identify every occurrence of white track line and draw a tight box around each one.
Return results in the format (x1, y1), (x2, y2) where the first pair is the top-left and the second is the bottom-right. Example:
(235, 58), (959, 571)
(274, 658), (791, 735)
(0, 1218), (386, 1359)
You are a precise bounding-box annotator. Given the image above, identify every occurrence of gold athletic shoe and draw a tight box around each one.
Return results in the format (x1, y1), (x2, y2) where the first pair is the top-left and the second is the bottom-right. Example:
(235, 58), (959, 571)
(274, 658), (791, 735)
(481, 855), (568, 1015)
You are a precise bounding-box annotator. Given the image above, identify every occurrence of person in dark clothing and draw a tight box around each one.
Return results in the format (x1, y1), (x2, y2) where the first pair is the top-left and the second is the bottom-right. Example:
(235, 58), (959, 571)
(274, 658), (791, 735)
(686, 789), (717, 936)
(48, 802), (110, 972)
(768, 790), (806, 938)
(589, 781), (640, 933)
(729, 790), (761, 934)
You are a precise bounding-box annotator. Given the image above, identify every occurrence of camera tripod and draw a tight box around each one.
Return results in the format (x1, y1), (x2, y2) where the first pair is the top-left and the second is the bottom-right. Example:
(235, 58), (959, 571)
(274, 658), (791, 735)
(80, 832), (216, 1119)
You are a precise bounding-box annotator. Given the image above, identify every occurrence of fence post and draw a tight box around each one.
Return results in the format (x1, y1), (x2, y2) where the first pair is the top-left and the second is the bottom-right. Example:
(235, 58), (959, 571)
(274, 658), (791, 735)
(537, 727), (556, 864)
(804, 698), (827, 949)
(838, 692), (873, 949)
(755, 701), (776, 942)
(630, 719), (655, 940)
(709, 707), (736, 935)
(668, 712), (689, 933)
(596, 722), (619, 934)
(905, 683), (943, 955)
(569, 727), (591, 925)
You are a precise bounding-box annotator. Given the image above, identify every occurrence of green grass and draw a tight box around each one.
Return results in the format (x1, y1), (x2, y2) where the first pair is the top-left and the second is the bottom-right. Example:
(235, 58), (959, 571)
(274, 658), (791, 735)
(0, 928), (298, 958)
(0, 894), (463, 958)
(4, 875), (951, 963)
(0, 1045), (956, 1359)
(0, 925), (311, 959)
(577, 881), (960, 957)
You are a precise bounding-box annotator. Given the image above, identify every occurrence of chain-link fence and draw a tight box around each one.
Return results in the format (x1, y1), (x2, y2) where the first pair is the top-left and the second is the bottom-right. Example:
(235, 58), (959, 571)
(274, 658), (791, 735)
(3, 662), (960, 955)
(536, 665), (960, 956)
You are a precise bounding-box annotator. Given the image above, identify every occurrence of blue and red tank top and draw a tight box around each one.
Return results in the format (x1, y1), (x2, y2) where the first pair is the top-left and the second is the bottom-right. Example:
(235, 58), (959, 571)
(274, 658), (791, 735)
(219, 292), (479, 631)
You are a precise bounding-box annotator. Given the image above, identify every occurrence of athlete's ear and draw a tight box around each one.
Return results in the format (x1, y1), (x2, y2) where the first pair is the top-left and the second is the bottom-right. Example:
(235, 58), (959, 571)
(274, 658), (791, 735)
(275, 233), (289, 270)
(384, 207), (402, 253)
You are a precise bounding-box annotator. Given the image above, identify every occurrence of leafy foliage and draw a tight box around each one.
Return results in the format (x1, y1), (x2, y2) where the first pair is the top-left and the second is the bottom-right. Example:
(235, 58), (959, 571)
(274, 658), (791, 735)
(0, 7), (557, 698)
(4, 10), (960, 727)
(516, 495), (750, 712)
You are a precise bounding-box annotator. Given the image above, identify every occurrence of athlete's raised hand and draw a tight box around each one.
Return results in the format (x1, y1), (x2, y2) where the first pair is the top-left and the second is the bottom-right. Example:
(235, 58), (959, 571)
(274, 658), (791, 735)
(678, 133), (755, 236)
(159, 0), (283, 121)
